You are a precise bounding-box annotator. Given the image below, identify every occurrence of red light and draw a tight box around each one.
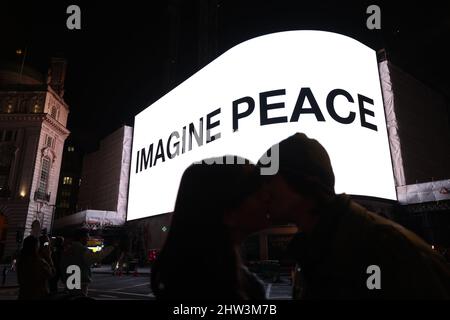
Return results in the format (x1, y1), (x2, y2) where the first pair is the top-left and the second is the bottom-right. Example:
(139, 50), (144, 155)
(148, 249), (158, 262)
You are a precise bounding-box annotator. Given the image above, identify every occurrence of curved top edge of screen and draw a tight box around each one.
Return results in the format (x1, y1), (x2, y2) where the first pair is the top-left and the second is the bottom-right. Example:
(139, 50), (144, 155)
(135, 30), (375, 119)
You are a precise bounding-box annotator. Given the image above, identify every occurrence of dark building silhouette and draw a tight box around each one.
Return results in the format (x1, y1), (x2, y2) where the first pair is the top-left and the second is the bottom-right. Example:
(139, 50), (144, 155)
(165, 0), (219, 91)
(54, 140), (83, 219)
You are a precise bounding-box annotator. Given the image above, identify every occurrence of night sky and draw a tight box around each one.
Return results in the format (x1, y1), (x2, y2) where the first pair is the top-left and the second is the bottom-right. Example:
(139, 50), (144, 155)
(1, 0), (449, 152)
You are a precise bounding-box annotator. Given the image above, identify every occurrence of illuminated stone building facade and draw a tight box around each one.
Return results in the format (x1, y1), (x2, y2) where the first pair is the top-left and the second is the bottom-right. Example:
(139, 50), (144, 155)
(0, 58), (70, 260)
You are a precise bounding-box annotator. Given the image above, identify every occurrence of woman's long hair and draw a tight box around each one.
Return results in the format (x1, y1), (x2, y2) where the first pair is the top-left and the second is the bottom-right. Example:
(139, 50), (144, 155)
(17, 236), (39, 286)
(151, 157), (262, 300)
(20, 235), (39, 259)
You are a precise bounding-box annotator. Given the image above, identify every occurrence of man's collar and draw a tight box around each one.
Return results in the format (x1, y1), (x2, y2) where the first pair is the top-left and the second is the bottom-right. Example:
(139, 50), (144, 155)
(288, 194), (351, 262)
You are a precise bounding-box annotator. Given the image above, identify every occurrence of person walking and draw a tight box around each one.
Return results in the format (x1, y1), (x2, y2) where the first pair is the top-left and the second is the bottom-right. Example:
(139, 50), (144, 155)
(49, 236), (64, 295)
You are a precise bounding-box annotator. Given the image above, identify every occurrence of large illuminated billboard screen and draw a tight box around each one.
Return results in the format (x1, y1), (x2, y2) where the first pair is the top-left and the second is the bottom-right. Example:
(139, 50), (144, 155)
(127, 30), (396, 221)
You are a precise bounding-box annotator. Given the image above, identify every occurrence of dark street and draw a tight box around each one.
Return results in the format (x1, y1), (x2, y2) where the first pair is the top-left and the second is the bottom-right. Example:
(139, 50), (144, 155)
(0, 268), (293, 300)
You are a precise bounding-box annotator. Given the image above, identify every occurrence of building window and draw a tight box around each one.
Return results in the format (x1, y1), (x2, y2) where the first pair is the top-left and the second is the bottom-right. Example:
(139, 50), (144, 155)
(4, 131), (13, 142)
(61, 190), (71, 198)
(6, 105), (13, 113)
(0, 146), (14, 196)
(18, 100), (27, 113)
(0, 130), (15, 142)
(50, 106), (58, 119)
(68, 146), (75, 152)
(45, 136), (53, 148)
(38, 157), (51, 194)
(33, 104), (41, 113)
(0, 175), (7, 191)
(59, 200), (70, 209)
(63, 176), (73, 185)
(0, 153), (12, 194)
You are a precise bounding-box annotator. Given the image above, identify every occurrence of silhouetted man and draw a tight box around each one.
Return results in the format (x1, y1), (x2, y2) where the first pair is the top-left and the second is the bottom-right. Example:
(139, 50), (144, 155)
(258, 133), (450, 299)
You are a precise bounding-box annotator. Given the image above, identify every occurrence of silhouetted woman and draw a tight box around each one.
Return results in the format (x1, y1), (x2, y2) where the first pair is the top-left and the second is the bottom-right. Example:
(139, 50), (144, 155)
(17, 235), (54, 300)
(151, 157), (269, 300)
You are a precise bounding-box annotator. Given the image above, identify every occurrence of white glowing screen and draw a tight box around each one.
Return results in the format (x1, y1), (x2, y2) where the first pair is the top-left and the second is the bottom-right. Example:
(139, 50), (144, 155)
(127, 30), (396, 221)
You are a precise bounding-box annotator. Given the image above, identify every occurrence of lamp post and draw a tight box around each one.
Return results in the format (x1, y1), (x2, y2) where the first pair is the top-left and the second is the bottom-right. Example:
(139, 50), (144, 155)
(34, 198), (57, 235)
(48, 204), (57, 235)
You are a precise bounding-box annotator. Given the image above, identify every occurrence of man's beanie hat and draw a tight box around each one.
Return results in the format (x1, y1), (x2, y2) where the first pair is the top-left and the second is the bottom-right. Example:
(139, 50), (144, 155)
(275, 133), (335, 195)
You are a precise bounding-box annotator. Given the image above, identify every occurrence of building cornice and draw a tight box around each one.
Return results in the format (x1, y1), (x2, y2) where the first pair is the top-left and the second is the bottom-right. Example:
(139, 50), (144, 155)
(43, 113), (70, 137)
(0, 113), (70, 137)
(0, 113), (46, 122)
(0, 85), (70, 111)
(0, 85), (47, 93)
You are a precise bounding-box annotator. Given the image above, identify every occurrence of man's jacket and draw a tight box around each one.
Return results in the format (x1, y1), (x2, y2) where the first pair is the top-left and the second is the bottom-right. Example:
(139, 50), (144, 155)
(289, 194), (450, 299)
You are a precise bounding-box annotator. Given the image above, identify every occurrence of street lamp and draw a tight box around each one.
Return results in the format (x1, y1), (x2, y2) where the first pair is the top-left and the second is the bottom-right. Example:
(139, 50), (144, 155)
(34, 198), (57, 235)
(48, 204), (57, 235)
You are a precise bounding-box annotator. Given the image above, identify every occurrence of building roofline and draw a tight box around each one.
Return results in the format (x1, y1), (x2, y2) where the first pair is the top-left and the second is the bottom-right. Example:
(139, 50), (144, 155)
(0, 113), (70, 136)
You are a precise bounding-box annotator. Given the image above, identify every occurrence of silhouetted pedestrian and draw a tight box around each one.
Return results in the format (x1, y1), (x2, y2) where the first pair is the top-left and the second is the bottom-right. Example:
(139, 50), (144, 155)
(17, 236), (54, 300)
(49, 236), (64, 295)
(60, 229), (115, 297)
